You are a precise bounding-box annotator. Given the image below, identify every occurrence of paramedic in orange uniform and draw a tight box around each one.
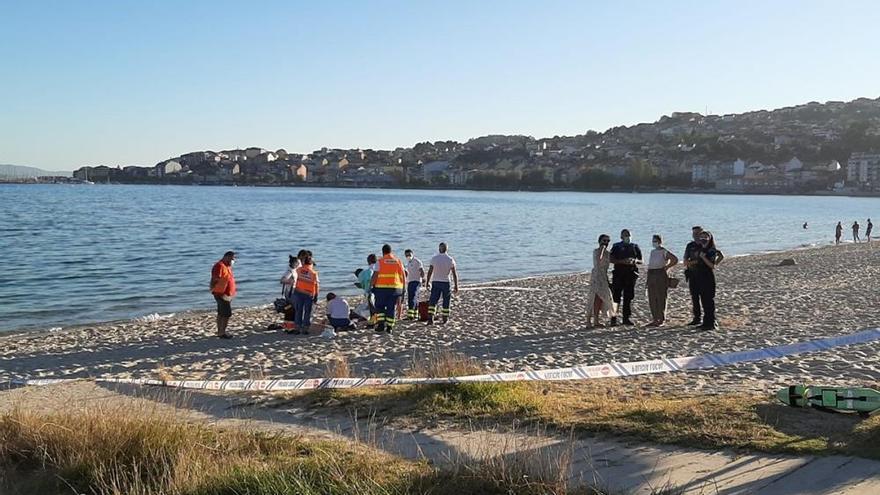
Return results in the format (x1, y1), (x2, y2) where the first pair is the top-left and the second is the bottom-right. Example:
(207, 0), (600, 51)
(291, 252), (319, 335)
(370, 244), (406, 334)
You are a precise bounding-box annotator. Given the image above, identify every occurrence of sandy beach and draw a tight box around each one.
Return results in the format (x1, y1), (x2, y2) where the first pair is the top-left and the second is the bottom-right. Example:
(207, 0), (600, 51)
(2, 242), (880, 393)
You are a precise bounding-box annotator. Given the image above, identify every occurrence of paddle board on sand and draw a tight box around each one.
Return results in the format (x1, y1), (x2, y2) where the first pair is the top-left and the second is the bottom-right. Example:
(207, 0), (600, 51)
(777, 384), (880, 416)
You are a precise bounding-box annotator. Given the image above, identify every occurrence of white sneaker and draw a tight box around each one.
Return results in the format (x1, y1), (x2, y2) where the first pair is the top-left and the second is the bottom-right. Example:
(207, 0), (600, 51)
(320, 327), (336, 339)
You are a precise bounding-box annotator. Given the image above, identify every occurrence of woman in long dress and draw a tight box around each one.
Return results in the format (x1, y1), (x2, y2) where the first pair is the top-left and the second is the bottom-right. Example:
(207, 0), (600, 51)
(587, 234), (615, 328)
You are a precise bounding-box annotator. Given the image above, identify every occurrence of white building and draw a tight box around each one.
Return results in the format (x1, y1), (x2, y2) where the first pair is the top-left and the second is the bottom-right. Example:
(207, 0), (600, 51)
(691, 159), (745, 184)
(847, 152), (880, 186)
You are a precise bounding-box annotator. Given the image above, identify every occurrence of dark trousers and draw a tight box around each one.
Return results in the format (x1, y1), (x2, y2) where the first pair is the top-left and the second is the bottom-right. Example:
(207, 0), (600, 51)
(428, 281), (452, 318)
(691, 275), (716, 326)
(373, 287), (402, 329)
(292, 291), (314, 330)
(689, 277), (702, 320)
(611, 272), (637, 320)
(407, 281), (421, 310)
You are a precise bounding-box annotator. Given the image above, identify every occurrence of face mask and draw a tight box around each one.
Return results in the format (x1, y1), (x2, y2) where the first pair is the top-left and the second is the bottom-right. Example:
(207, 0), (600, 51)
(406, 257), (413, 262)
(230, 259), (236, 266)
(622, 236), (631, 244)
(652, 241), (660, 249)
(700, 239), (709, 246)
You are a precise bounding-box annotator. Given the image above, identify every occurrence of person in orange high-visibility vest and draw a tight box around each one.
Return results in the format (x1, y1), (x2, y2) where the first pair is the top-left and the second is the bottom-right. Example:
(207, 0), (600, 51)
(291, 252), (319, 335)
(370, 244), (406, 334)
(210, 251), (237, 339)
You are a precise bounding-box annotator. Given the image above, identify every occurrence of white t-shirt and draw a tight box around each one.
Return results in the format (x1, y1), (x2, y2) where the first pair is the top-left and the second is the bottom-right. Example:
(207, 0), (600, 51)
(647, 248), (668, 269)
(429, 253), (456, 282)
(327, 298), (350, 319)
(406, 257), (424, 282)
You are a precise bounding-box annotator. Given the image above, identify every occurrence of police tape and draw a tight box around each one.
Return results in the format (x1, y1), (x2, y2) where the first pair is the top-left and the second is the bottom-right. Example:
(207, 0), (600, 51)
(7, 327), (880, 392)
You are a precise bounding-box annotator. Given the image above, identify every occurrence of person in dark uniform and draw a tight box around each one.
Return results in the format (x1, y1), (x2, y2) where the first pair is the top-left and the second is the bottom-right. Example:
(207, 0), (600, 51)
(689, 230), (720, 331)
(609, 229), (642, 326)
(683, 226), (704, 326)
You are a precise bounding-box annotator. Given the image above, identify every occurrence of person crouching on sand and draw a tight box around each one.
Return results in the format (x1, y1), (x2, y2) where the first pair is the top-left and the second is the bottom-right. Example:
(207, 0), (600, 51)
(645, 234), (678, 328)
(209, 251), (237, 339)
(326, 293), (356, 331)
(586, 234), (614, 328)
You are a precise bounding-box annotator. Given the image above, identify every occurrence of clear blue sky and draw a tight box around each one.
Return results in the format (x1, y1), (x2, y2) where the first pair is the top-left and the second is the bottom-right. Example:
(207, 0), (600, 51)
(2, 1), (879, 171)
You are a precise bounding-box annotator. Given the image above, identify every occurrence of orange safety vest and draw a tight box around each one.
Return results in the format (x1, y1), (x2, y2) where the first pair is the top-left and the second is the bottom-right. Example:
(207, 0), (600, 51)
(374, 254), (405, 289)
(294, 264), (319, 296)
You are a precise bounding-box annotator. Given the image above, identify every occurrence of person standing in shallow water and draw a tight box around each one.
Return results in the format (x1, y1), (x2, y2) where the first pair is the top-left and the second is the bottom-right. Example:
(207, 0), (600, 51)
(586, 234), (614, 328)
(609, 229), (642, 326)
(853, 221), (861, 243)
(645, 234), (678, 328)
(836, 222), (843, 245)
(866, 219), (873, 242)
(209, 251), (237, 339)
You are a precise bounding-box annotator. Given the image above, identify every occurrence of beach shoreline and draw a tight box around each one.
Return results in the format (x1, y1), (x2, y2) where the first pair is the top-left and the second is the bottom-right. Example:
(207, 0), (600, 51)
(2, 242), (880, 395)
(0, 240), (840, 338)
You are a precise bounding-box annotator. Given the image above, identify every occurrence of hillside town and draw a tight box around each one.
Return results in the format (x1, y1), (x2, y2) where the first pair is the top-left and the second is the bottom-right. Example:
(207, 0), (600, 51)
(65, 96), (880, 194)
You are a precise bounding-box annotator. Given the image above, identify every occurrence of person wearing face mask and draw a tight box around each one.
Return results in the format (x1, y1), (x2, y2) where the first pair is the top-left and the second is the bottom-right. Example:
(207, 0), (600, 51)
(690, 231), (720, 331)
(403, 249), (425, 320)
(209, 250), (237, 339)
(586, 234), (614, 328)
(683, 226), (705, 326)
(279, 252), (304, 330)
(646, 234), (678, 328)
(609, 229), (642, 326)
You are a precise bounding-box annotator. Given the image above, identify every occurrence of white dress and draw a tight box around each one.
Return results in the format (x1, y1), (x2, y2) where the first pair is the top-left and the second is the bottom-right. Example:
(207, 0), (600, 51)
(587, 247), (614, 317)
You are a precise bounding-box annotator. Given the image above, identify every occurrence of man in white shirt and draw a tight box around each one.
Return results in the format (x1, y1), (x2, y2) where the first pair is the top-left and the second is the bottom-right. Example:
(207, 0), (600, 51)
(404, 249), (425, 320)
(325, 293), (356, 331)
(425, 242), (459, 325)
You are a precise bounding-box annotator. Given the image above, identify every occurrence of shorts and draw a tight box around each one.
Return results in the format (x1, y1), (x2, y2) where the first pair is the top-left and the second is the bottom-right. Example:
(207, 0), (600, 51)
(214, 294), (232, 317)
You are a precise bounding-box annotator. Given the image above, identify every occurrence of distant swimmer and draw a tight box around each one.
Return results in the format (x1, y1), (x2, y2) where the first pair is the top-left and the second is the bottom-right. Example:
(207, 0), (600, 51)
(835, 222), (843, 245)
(803, 222), (808, 229)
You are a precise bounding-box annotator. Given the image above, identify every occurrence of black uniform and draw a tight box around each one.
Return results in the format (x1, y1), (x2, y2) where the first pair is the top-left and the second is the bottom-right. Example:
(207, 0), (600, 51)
(609, 241), (642, 322)
(683, 240), (702, 322)
(688, 245), (719, 328)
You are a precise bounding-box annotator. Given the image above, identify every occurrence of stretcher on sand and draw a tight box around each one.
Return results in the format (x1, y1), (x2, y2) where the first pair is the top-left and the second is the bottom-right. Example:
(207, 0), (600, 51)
(777, 384), (880, 417)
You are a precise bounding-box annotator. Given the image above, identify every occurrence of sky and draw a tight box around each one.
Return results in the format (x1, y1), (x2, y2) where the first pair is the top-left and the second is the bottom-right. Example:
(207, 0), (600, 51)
(2, 1), (880, 171)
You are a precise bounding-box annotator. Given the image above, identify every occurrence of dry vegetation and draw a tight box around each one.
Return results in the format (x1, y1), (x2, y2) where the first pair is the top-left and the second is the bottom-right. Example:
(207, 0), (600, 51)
(290, 350), (880, 460)
(0, 401), (654, 495)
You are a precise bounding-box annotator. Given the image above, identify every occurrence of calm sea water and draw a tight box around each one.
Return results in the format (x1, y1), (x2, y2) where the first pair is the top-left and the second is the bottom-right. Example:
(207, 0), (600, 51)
(2, 184), (878, 333)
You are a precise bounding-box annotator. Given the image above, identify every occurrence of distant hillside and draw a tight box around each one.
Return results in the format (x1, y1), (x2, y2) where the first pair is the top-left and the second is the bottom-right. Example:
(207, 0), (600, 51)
(0, 164), (71, 178)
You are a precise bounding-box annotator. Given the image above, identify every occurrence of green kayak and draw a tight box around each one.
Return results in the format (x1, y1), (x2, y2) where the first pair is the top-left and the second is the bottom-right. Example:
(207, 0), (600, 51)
(777, 384), (880, 415)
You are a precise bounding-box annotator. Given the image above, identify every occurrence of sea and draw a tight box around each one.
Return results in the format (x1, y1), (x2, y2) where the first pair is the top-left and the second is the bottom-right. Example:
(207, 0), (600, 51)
(2, 184), (878, 333)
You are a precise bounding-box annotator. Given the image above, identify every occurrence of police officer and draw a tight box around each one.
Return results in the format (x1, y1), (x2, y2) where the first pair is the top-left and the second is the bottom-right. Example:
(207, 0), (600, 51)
(609, 229), (642, 326)
(370, 244), (406, 334)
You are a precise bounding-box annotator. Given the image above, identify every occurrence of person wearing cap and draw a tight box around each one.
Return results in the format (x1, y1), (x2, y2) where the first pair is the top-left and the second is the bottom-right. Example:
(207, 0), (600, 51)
(209, 251), (237, 339)
(609, 229), (641, 326)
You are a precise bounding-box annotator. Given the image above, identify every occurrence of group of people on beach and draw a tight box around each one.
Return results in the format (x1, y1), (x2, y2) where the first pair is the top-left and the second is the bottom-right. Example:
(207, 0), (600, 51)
(585, 226), (723, 331)
(209, 243), (459, 339)
(834, 219), (873, 244)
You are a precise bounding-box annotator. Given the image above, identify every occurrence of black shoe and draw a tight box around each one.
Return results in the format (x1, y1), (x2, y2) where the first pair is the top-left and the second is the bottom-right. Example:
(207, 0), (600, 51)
(375, 323), (386, 333)
(699, 323), (716, 331)
(441, 317), (448, 325)
(386, 327), (393, 334)
(687, 319), (702, 327)
(622, 319), (635, 326)
(609, 317), (619, 327)
(425, 317), (434, 326)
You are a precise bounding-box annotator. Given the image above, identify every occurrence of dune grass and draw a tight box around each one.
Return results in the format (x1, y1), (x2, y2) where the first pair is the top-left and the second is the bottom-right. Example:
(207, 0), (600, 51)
(292, 351), (880, 460)
(0, 403), (641, 495)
